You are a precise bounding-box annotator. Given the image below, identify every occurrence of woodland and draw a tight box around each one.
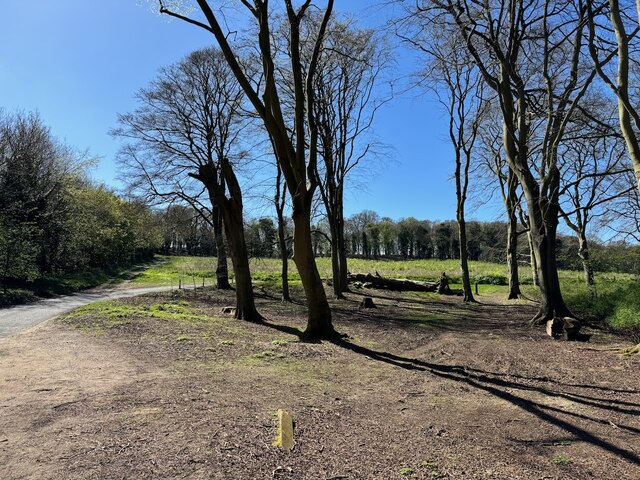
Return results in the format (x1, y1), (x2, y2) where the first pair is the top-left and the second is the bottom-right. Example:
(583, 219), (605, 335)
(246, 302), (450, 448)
(1, 1), (640, 478)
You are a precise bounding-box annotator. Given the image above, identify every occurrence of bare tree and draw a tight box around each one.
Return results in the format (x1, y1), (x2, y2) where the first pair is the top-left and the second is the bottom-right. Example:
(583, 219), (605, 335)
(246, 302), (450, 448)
(417, 0), (600, 325)
(478, 110), (525, 299)
(113, 48), (261, 321)
(311, 16), (390, 298)
(587, 0), (640, 190)
(421, 30), (484, 302)
(158, 0), (341, 340)
(274, 161), (292, 302)
(559, 130), (633, 286)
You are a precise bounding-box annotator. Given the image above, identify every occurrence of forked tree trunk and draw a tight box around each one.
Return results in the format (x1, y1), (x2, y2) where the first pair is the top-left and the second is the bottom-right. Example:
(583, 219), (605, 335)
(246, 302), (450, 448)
(213, 205), (232, 290)
(292, 206), (337, 340)
(223, 214), (260, 322)
(194, 165), (260, 323)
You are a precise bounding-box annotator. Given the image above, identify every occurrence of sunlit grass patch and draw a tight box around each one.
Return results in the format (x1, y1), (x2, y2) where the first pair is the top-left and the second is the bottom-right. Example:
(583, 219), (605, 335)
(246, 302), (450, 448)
(62, 298), (214, 334)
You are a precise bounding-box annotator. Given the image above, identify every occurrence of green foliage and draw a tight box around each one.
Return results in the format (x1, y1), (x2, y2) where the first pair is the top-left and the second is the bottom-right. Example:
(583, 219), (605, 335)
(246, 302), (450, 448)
(0, 110), (162, 304)
(564, 279), (640, 339)
(474, 274), (508, 285)
(553, 455), (572, 466)
(0, 222), (39, 291)
(399, 467), (416, 476)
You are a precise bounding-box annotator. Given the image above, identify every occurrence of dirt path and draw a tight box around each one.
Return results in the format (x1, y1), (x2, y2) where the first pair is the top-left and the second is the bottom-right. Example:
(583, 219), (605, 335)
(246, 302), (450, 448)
(0, 287), (638, 479)
(0, 286), (178, 338)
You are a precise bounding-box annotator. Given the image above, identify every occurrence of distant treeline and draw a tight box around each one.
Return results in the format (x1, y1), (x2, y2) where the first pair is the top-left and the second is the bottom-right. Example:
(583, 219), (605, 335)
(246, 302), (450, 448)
(161, 205), (640, 276)
(0, 111), (160, 291)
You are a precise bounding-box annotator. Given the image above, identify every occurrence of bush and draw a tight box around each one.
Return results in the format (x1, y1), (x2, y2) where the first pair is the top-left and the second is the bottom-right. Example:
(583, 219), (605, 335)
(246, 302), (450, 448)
(474, 274), (508, 285)
(565, 280), (640, 341)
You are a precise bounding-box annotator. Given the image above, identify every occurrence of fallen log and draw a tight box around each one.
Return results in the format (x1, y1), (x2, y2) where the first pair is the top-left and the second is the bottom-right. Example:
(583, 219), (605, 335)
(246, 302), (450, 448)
(346, 273), (440, 292)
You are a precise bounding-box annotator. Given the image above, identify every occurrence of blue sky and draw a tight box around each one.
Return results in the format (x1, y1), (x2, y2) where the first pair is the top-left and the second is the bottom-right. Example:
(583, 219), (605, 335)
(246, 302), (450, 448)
(0, 1), (499, 222)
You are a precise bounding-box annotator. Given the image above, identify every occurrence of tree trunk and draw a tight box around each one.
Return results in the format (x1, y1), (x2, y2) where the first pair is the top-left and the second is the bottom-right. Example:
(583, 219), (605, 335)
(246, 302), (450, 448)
(506, 225), (520, 300)
(336, 205), (349, 294)
(224, 213), (261, 322)
(327, 214), (347, 299)
(578, 233), (595, 287)
(608, 0), (640, 191)
(194, 164), (260, 323)
(527, 230), (539, 287)
(505, 169), (521, 299)
(457, 216), (475, 302)
(329, 234), (344, 299)
(529, 210), (573, 325)
(276, 206), (291, 302)
(291, 206), (337, 340)
(213, 205), (232, 290)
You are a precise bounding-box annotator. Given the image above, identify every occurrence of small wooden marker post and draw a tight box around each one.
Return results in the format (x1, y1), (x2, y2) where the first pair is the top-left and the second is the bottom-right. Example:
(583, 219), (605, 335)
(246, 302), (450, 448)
(273, 409), (294, 451)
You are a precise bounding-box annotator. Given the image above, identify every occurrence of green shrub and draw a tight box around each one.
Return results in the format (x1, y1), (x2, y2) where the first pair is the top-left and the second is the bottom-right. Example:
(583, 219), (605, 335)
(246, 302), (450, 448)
(565, 280), (640, 340)
(474, 274), (508, 285)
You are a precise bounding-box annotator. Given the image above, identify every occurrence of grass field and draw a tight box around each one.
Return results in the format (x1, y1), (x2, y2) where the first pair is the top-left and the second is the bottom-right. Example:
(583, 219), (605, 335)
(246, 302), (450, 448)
(132, 255), (639, 337)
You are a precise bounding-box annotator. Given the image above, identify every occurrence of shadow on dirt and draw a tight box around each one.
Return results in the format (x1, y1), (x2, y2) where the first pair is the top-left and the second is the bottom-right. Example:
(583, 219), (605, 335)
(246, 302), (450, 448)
(255, 290), (640, 467)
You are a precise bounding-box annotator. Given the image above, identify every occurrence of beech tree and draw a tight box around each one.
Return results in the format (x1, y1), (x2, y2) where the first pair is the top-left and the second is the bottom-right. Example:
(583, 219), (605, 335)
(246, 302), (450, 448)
(114, 48), (260, 321)
(421, 30), (484, 302)
(158, 0), (340, 340)
(312, 17), (389, 298)
(586, 0), (640, 190)
(559, 126), (633, 286)
(416, 0), (601, 324)
(478, 113), (525, 298)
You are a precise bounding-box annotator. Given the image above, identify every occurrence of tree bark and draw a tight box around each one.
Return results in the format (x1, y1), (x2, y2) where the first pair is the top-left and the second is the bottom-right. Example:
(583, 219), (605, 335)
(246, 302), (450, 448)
(329, 234), (343, 298)
(194, 164), (260, 323)
(578, 233), (595, 287)
(528, 207), (573, 325)
(212, 204), (232, 290)
(338, 224), (349, 294)
(606, 0), (640, 190)
(276, 205), (291, 303)
(457, 216), (474, 302)
(506, 171), (521, 299)
(292, 206), (337, 340)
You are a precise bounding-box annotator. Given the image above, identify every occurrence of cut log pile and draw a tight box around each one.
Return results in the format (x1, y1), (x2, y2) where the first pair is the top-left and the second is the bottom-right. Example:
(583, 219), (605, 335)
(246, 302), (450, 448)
(346, 272), (462, 296)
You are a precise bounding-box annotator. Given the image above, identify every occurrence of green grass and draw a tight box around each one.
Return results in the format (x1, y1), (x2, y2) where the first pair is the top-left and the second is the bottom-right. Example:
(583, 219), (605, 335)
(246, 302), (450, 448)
(134, 255), (536, 287)
(63, 298), (213, 334)
(562, 278), (640, 338)
(131, 256), (218, 287)
(553, 455), (572, 466)
(134, 255), (639, 337)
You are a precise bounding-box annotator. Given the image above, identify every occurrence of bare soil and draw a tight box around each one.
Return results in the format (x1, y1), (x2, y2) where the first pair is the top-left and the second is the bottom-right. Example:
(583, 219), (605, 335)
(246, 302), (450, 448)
(0, 286), (638, 479)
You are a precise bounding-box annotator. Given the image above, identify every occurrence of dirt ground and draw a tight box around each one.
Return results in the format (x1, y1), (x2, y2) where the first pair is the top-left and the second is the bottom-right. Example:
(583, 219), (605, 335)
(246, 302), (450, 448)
(0, 286), (638, 480)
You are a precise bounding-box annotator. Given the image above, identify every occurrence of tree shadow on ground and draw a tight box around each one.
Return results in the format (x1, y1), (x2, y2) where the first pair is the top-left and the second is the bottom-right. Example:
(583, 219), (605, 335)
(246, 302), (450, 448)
(330, 337), (640, 464)
(257, 314), (640, 466)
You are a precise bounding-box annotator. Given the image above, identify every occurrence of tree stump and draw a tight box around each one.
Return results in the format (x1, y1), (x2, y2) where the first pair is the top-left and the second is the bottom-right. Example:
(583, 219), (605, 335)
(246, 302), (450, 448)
(437, 272), (452, 295)
(359, 297), (376, 309)
(562, 318), (582, 341)
(546, 317), (581, 340)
